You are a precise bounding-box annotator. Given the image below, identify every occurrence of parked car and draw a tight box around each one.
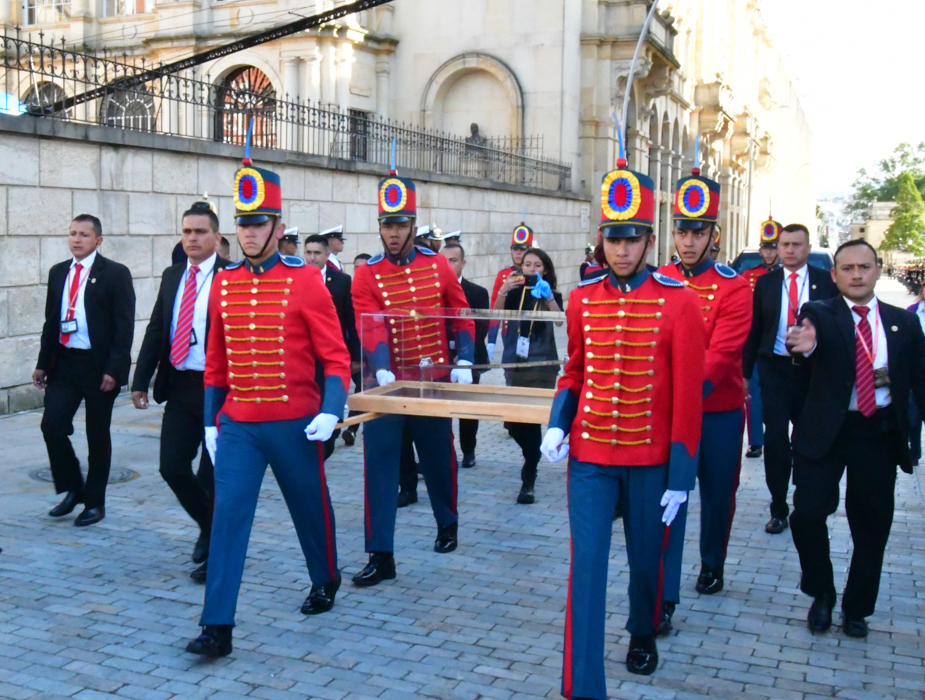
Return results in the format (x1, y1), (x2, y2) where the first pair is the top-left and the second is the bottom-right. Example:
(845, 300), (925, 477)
(730, 248), (833, 274)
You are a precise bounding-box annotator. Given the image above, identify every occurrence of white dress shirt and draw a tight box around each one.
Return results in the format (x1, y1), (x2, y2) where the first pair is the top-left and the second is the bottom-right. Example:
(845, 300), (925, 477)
(60, 250), (97, 349)
(914, 300), (925, 335)
(775, 264), (810, 355)
(846, 295), (890, 410)
(328, 252), (343, 271)
(170, 253), (216, 371)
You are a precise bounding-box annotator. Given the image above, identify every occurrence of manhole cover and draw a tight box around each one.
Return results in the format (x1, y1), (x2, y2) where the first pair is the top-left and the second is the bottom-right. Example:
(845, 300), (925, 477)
(29, 467), (139, 484)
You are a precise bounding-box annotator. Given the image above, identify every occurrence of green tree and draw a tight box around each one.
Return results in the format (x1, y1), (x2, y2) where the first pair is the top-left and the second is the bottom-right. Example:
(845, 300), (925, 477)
(847, 142), (925, 217)
(881, 171), (925, 254)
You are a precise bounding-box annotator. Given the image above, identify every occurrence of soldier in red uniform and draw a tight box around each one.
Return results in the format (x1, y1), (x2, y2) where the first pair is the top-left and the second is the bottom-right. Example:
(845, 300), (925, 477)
(487, 219), (534, 359)
(542, 158), (706, 694)
(350, 159), (476, 587)
(657, 167), (752, 633)
(741, 219), (781, 458)
(185, 130), (352, 658)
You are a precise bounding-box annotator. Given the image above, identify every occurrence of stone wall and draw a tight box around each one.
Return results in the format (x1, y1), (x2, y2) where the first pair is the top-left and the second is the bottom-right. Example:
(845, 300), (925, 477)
(0, 115), (586, 414)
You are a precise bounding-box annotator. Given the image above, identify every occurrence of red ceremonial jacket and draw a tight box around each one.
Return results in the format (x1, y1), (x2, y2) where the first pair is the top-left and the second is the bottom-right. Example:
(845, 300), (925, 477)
(204, 253), (352, 424)
(742, 264), (773, 292)
(487, 264), (517, 345)
(658, 259), (752, 413)
(549, 269), (706, 490)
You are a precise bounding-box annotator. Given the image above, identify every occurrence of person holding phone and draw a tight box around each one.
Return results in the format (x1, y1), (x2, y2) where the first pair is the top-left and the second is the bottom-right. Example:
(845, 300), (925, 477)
(493, 247), (563, 504)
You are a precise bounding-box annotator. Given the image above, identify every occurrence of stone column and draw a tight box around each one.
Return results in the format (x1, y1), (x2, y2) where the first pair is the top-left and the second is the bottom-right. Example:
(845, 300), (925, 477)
(320, 40), (336, 106)
(282, 58), (300, 101)
(375, 56), (390, 120)
(334, 42), (350, 111)
(0, 0), (11, 26)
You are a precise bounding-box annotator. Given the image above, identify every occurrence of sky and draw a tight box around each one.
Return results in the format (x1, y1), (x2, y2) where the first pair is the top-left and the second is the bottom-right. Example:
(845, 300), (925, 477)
(760, 0), (925, 198)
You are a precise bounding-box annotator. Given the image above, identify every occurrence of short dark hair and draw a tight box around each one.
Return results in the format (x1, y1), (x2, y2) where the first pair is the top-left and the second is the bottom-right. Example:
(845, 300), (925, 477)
(354, 253), (372, 263)
(72, 214), (102, 237)
(304, 234), (328, 248)
(780, 223), (810, 241)
(182, 204), (219, 232)
(442, 241), (465, 259)
(834, 238), (879, 265)
(523, 247), (558, 291)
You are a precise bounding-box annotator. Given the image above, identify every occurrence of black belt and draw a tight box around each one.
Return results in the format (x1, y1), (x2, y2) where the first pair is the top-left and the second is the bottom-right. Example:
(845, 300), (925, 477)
(59, 346), (93, 356)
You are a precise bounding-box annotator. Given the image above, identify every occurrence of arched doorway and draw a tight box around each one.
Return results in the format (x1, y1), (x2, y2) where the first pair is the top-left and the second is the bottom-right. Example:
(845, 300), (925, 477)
(215, 66), (277, 148)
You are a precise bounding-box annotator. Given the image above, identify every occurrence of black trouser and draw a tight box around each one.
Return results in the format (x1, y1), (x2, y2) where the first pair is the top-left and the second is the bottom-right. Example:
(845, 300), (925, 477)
(346, 372), (362, 436)
(458, 371), (481, 455)
(398, 425), (418, 493)
(790, 409), (898, 618)
(160, 368), (213, 532)
(41, 348), (119, 509)
(757, 355), (809, 519)
(509, 423), (541, 485)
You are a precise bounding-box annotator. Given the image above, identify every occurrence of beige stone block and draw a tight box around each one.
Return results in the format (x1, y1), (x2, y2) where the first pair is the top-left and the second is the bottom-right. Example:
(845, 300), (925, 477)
(8, 187), (72, 237)
(331, 173), (359, 204)
(346, 204), (372, 235)
(0, 289), (8, 337)
(0, 335), (40, 387)
(152, 236), (180, 273)
(304, 169), (333, 202)
(463, 209), (489, 236)
(129, 193), (177, 235)
(40, 141), (99, 190)
(133, 276), (159, 322)
(276, 166), (305, 203)
(0, 237), (40, 287)
(7, 285), (46, 336)
(72, 190), (130, 236)
(289, 201), (320, 233)
(0, 187), (7, 235)
(0, 135), (39, 186)
(153, 152), (199, 194)
(100, 147), (153, 193)
(197, 157), (238, 201)
(319, 202), (346, 230)
(212, 196), (235, 236)
(100, 236), (151, 280)
(9, 384), (43, 412)
(40, 236), (70, 277)
(417, 183), (437, 209)
(357, 175), (378, 205)
(469, 189), (485, 211)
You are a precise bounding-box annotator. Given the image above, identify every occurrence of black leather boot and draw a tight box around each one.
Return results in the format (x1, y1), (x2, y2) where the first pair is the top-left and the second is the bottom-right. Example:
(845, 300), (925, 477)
(656, 601), (675, 636)
(695, 563), (723, 595)
(434, 522), (458, 553)
(625, 633), (658, 675)
(301, 577), (341, 615)
(186, 625), (232, 657)
(49, 491), (83, 517)
(352, 553), (396, 587)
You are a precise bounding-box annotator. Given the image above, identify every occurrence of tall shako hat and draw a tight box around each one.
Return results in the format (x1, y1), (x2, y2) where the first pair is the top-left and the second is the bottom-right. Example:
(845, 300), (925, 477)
(378, 139), (417, 223)
(760, 216), (782, 248)
(234, 118), (282, 225)
(673, 138), (720, 229)
(511, 208), (534, 248)
(600, 114), (655, 238)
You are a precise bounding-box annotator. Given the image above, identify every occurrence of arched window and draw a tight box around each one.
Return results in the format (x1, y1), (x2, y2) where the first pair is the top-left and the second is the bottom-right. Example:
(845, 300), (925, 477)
(100, 86), (155, 131)
(22, 82), (71, 118)
(215, 66), (276, 148)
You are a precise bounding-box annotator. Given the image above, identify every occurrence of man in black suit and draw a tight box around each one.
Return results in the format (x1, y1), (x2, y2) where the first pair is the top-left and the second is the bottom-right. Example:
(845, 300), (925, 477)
(743, 224), (838, 534)
(131, 203), (229, 582)
(441, 242), (489, 467)
(33, 214), (136, 526)
(305, 235), (360, 458)
(785, 239), (925, 637)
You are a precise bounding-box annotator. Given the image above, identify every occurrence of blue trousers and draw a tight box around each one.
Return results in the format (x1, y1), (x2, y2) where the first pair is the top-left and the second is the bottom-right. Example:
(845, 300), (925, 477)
(746, 367), (764, 447)
(363, 414), (458, 553)
(200, 415), (339, 626)
(663, 409), (744, 604)
(562, 459), (672, 700)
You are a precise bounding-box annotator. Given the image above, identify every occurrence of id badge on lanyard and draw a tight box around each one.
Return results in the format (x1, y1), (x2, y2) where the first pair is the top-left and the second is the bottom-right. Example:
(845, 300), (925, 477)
(60, 319), (78, 334)
(516, 335), (531, 359)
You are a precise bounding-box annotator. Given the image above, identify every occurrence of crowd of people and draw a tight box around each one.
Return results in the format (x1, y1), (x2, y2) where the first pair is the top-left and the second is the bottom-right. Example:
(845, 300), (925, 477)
(28, 132), (925, 700)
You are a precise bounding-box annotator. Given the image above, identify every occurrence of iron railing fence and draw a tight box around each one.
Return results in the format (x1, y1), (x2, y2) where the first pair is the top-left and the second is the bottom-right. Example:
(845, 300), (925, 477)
(0, 32), (572, 192)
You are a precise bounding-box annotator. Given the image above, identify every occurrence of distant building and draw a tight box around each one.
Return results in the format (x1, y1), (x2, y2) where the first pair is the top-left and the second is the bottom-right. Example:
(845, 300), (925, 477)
(850, 201), (894, 250)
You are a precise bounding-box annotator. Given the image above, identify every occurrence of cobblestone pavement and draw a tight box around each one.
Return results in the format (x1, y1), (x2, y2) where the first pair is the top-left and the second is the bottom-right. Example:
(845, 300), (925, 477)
(0, 279), (923, 700)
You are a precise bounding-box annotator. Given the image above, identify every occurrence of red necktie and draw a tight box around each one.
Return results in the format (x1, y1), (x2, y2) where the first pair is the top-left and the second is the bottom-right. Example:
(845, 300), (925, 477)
(60, 263), (83, 345)
(852, 305), (878, 418)
(787, 272), (799, 326)
(170, 266), (200, 368)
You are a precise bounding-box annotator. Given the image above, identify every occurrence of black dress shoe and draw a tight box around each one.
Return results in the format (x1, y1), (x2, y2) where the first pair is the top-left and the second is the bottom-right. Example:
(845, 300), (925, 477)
(695, 564), (723, 595)
(397, 490), (417, 508)
(301, 577), (341, 615)
(343, 430), (355, 447)
(74, 506), (105, 527)
(807, 591), (835, 634)
(192, 530), (210, 564)
(765, 516), (788, 534)
(516, 484), (535, 504)
(842, 612), (868, 638)
(49, 491), (82, 517)
(185, 625), (232, 657)
(746, 445), (763, 458)
(461, 452), (476, 468)
(656, 601), (675, 636)
(434, 522), (458, 553)
(352, 553), (396, 587)
(190, 560), (208, 584)
(625, 634), (658, 675)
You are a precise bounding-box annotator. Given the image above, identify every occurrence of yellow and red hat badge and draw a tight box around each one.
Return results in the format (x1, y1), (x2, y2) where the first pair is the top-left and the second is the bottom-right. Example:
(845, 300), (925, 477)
(760, 217), (782, 247)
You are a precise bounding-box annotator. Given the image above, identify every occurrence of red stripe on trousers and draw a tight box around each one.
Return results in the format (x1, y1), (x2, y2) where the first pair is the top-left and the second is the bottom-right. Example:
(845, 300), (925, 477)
(449, 429), (458, 516)
(724, 411), (747, 560)
(653, 524), (672, 630)
(562, 470), (573, 700)
(316, 440), (337, 580)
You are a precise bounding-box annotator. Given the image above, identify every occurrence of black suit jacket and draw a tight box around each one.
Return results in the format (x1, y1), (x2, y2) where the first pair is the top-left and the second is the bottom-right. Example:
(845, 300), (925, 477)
(37, 254), (136, 387)
(461, 277), (490, 367)
(325, 266), (360, 363)
(743, 265), (838, 377)
(791, 297), (925, 473)
(131, 257), (231, 402)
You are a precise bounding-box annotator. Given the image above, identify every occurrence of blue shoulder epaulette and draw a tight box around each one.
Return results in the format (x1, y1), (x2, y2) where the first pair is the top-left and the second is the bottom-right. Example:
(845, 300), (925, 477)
(715, 263), (737, 279)
(280, 255), (305, 268)
(225, 260), (245, 270)
(579, 274), (606, 287)
(368, 253), (385, 265)
(653, 272), (684, 287)
(416, 246), (436, 256)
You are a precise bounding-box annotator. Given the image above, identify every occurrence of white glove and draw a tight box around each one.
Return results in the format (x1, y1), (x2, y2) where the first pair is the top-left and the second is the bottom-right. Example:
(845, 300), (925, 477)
(486, 343), (495, 360)
(305, 413), (339, 442)
(660, 490), (688, 526)
(451, 359), (473, 385)
(541, 428), (569, 463)
(204, 427), (218, 465)
(376, 369), (396, 387)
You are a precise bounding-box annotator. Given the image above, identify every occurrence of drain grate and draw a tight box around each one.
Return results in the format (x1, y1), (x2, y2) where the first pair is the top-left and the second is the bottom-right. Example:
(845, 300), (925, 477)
(29, 467), (139, 484)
